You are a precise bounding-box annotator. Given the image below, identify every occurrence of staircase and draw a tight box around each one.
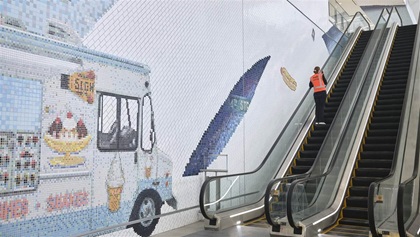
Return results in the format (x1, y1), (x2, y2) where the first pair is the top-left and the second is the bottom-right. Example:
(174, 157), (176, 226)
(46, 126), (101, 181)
(324, 24), (417, 237)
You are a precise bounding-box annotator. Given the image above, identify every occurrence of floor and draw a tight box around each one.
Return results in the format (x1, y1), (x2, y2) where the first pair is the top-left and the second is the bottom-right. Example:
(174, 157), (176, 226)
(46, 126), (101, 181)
(151, 221), (270, 237)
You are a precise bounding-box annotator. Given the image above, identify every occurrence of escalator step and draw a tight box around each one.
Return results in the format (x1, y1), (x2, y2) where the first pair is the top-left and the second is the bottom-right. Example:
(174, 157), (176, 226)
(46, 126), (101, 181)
(326, 225), (370, 237)
(368, 123), (399, 130)
(385, 60), (411, 67)
(377, 93), (404, 100)
(343, 207), (368, 219)
(324, 107), (337, 113)
(366, 129), (398, 137)
(372, 110), (402, 117)
(310, 129), (328, 137)
(299, 150), (318, 158)
(327, 96), (344, 103)
(352, 177), (383, 186)
(360, 151), (394, 159)
(349, 186), (369, 196)
(303, 143), (321, 151)
(363, 143), (396, 151)
(375, 98), (404, 105)
(346, 196), (368, 208)
(379, 88), (406, 95)
(374, 104), (403, 111)
(332, 88), (347, 94)
(363, 143), (395, 152)
(307, 136), (325, 144)
(291, 166), (310, 174)
(314, 124), (330, 130)
(326, 101), (340, 108)
(355, 168), (390, 177)
(375, 98), (404, 107)
(339, 218), (370, 227)
(387, 58), (411, 64)
(364, 136), (396, 144)
(295, 158), (315, 166)
(325, 112), (336, 119)
(358, 159), (392, 169)
(371, 116), (400, 123)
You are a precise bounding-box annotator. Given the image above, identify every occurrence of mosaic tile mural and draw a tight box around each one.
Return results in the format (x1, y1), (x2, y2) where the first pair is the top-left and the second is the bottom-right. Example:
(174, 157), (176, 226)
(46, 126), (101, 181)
(0, 0), (331, 236)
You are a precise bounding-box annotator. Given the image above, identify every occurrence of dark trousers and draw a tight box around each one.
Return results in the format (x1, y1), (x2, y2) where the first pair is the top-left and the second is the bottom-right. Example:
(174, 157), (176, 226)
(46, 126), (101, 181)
(314, 91), (326, 122)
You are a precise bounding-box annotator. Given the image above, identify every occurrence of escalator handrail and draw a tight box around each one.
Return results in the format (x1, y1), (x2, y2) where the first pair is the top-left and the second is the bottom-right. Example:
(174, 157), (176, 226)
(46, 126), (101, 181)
(285, 7), (396, 229)
(264, 27), (365, 227)
(199, 12), (370, 221)
(394, 7), (403, 26)
(368, 20), (420, 237)
(396, 21), (420, 237)
(397, 114), (420, 237)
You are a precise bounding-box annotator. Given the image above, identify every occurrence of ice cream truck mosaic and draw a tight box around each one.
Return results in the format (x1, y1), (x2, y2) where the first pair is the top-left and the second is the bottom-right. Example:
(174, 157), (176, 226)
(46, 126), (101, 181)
(0, 17), (176, 237)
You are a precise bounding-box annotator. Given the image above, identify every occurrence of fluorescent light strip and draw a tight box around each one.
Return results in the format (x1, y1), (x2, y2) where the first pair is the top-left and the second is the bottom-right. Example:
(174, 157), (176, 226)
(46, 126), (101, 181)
(204, 176), (239, 207)
(230, 205), (264, 218)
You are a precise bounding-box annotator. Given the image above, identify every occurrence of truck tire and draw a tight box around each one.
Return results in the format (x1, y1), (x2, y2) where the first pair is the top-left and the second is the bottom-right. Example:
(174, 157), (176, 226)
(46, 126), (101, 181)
(128, 189), (162, 237)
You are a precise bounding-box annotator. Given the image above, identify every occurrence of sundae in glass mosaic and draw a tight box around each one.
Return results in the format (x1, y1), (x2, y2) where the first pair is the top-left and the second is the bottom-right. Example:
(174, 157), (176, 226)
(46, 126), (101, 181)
(44, 112), (91, 167)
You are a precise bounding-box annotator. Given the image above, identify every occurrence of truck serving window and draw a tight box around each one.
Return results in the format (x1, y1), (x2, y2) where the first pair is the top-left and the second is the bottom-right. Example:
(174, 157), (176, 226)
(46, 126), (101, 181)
(98, 93), (139, 151)
(0, 76), (42, 194)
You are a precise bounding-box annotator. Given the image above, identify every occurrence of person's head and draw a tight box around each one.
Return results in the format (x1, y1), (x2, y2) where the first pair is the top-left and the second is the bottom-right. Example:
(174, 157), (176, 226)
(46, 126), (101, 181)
(313, 66), (320, 74)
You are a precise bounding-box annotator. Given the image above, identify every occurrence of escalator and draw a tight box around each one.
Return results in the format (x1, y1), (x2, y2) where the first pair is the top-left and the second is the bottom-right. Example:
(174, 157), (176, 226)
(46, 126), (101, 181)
(324, 24), (417, 237)
(265, 30), (372, 222)
(292, 30), (372, 175)
(201, 12), (372, 232)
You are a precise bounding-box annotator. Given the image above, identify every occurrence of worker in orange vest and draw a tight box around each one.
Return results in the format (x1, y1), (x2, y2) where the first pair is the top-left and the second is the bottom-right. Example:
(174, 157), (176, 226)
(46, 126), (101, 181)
(309, 66), (327, 125)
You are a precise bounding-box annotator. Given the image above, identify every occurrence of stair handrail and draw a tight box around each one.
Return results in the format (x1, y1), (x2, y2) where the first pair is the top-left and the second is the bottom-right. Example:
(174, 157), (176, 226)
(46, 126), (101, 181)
(285, 7), (397, 230)
(199, 10), (370, 222)
(368, 18), (419, 237)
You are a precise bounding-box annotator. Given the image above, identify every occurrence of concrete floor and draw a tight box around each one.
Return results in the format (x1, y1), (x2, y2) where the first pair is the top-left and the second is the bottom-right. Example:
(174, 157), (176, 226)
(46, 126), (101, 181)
(151, 221), (270, 237)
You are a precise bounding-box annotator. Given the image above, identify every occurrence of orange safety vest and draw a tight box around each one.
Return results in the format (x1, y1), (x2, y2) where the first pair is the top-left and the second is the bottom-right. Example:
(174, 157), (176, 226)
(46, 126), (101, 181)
(310, 72), (326, 93)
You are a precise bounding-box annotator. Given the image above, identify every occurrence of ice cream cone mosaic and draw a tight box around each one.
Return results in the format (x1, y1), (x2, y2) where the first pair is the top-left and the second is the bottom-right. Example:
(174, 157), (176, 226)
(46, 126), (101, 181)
(108, 186), (123, 212)
(107, 154), (125, 212)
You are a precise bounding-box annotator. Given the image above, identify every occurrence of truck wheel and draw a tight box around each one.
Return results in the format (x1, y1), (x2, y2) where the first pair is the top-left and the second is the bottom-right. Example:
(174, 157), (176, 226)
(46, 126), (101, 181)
(128, 189), (162, 237)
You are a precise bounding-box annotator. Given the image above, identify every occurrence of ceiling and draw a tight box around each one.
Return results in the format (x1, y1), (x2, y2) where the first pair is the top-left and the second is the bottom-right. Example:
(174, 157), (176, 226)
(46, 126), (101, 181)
(332, 0), (407, 16)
